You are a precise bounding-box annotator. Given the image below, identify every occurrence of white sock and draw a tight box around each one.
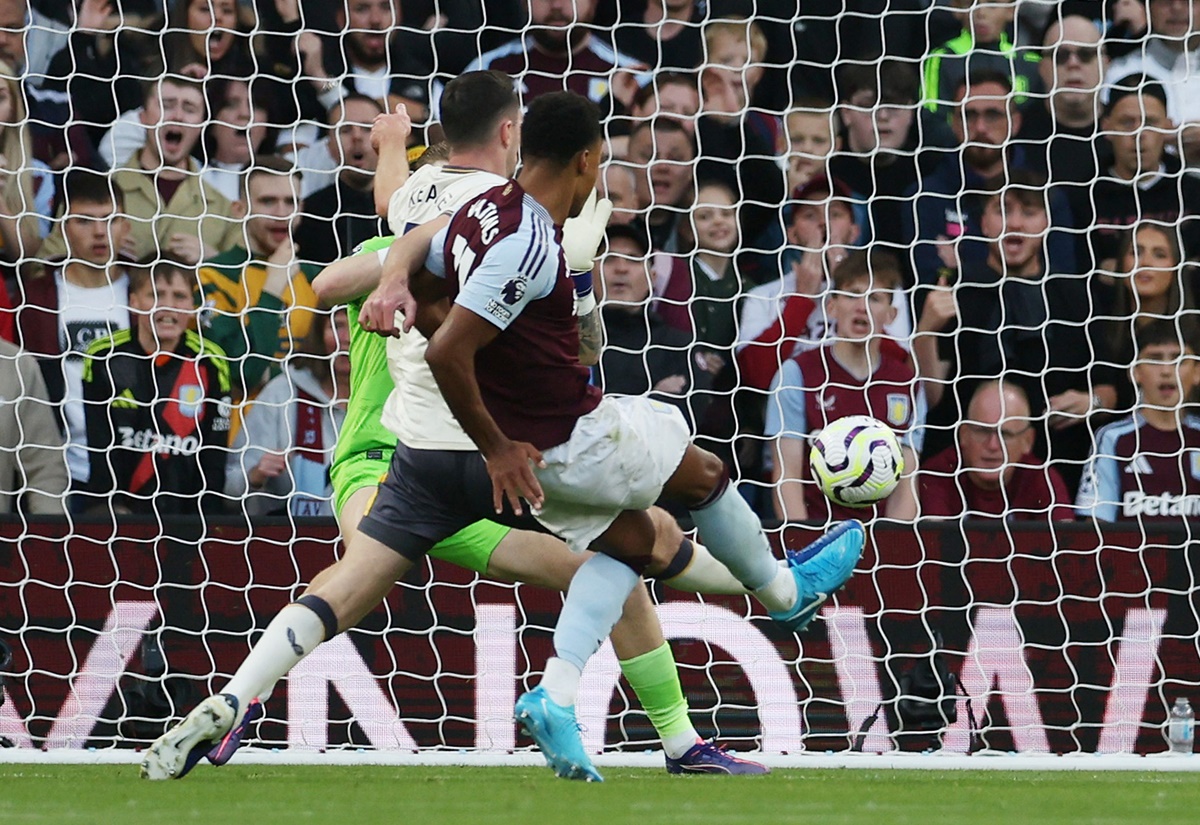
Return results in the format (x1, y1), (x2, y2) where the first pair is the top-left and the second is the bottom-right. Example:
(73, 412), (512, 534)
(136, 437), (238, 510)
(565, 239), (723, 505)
(663, 540), (751, 595)
(663, 730), (701, 760)
(540, 656), (582, 708)
(222, 604), (326, 712)
(754, 566), (799, 614)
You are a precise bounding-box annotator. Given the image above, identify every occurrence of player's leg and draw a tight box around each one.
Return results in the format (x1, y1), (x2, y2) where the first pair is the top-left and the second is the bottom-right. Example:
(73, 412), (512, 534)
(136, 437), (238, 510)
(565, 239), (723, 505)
(142, 451), (440, 781)
(663, 444), (864, 632)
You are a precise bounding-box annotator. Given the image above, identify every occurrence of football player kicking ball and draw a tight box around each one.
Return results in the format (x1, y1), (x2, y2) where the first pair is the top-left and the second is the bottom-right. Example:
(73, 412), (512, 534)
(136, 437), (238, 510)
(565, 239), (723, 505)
(142, 73), (766, 781)
(351, 91), (863, 780)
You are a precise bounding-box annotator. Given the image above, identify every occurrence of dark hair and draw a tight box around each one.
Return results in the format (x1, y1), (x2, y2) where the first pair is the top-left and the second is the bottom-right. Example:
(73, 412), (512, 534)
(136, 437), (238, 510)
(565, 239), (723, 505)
(521, 92), (602, 167)
(632, 71), (698, 111)
(983, 168), (1049, 212)
(954, 68), (1015, 100)
(831, 249), (901, 291)
(1104, 73), (1170, 118)
(838, 60), (919, 106)
(605, 222), (650, 257)
(330, 93), (386, 123)
(628, 116), (696, 155)
(63, 168), (125, 211)
(438, 71), (520, 148)
(1135, 317), (1194, 355)
(242, 155), (299, 199)
(128, 261), (198, 298)
(140, 74), (206, 113)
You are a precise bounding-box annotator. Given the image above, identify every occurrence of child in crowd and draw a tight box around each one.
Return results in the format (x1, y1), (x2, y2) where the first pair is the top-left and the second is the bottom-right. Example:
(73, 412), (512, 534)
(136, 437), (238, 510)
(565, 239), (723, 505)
(766, 251), (922, 524)
(81, 263), (231, 517)
(781, 100), (840, 198)
(1076, 320), (1200, 523)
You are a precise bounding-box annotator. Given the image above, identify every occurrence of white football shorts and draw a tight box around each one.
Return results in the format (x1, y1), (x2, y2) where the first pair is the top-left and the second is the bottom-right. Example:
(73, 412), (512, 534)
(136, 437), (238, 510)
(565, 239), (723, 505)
(532, 395), (691, 552)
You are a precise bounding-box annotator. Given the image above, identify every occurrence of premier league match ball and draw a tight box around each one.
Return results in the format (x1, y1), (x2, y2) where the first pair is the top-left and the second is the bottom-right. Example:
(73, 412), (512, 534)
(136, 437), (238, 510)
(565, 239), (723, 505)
(810, 415), (903, 508)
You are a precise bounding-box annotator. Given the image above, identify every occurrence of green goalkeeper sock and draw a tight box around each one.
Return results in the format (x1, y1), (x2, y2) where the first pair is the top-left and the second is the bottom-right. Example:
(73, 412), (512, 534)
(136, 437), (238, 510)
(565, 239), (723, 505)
(620, 642), (699, 759)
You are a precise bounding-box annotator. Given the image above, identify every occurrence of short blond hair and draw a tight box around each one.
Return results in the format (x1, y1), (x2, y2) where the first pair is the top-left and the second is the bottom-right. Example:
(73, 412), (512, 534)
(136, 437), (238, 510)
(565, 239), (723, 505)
(703, 17), (767, 65)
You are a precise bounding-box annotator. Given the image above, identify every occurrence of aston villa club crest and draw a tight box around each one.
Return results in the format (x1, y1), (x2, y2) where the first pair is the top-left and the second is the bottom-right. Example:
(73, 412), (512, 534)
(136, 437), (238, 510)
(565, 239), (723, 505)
(886, 393), (910, 426)
(177, 384), (203, 418)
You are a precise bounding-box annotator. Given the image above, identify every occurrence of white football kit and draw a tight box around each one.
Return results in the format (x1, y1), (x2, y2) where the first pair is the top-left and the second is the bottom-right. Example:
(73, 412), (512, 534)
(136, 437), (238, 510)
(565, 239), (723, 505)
(379, 164), (506, 451)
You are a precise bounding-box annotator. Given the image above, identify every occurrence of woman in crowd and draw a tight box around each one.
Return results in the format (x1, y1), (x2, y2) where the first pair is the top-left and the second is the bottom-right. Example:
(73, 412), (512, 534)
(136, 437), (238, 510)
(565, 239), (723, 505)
(1104, 221), (1198, 411)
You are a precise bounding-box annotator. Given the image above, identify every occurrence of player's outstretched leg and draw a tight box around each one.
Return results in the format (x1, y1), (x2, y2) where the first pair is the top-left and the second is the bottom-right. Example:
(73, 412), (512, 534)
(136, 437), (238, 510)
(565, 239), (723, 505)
(139, 694), (238, 780)
(666, 445), (864, 633)
(140, 532), (413, 780)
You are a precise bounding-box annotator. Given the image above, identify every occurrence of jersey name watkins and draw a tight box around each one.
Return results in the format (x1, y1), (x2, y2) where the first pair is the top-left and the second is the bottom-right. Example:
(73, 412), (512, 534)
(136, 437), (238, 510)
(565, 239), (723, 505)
(467, 198), (502, 244)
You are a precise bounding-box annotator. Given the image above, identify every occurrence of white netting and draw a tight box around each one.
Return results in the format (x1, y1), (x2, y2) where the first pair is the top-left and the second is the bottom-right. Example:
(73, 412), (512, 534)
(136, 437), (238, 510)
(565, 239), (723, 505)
(2, 0), (1200, 760)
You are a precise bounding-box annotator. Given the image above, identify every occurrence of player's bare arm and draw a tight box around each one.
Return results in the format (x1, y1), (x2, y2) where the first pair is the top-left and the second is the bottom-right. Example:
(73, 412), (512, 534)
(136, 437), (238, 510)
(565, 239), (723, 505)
(577, 305), (603, 366)
(360, 215), (449, 336)
(371, 103), (413, 219)
(312, 250), (384, 307)
(425, 305), (546, 515)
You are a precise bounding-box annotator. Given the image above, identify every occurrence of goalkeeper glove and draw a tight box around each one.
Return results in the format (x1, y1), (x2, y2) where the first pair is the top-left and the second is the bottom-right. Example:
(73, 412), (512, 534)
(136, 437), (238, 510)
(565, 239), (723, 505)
(562, 190), (612, 316)
(562, 190), (613, 272)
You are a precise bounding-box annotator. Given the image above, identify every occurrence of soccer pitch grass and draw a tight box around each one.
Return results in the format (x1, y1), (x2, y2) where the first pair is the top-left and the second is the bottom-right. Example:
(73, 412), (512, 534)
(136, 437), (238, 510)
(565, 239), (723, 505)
(2, 766), (1198, 825)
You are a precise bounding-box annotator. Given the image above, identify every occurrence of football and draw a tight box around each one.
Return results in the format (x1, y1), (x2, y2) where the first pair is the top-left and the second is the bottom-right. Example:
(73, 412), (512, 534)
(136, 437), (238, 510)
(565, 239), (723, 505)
(809, 415), (903, 508)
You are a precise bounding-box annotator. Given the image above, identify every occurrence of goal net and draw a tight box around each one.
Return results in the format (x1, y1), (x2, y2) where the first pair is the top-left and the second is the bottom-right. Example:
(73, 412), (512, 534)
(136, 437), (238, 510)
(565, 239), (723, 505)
(2, 0), (1199, 762)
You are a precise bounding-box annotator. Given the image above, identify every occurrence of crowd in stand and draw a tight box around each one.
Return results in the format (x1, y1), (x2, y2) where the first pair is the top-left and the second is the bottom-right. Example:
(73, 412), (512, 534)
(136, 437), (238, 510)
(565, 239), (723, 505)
(1, 0), (1199, 528)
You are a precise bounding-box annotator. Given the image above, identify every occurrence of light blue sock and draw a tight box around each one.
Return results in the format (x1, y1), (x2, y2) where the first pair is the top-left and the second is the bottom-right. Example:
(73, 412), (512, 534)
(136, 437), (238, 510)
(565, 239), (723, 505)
(689, 484), (779, 591)
(552, 553), (640, 672)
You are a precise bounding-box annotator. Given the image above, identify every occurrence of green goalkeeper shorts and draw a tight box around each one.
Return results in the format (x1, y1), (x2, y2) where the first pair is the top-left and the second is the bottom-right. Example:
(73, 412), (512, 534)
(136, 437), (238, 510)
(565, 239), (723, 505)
(329, 451), (510, 573)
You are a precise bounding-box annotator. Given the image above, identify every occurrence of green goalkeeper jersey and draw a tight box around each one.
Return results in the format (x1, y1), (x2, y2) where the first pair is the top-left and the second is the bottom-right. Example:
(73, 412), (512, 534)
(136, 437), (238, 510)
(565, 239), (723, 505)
(331, 235), (400, 471)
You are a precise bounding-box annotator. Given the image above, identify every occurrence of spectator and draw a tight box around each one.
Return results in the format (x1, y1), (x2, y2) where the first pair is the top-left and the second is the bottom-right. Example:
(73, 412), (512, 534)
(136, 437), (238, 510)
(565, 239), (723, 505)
(609, 71), (699, 158)
(695, 17), (784, 246)
(159, 0), (252, 76)
(919, 379), (1073, 521)
(830, 61), (933, 255)
(629, 72), (700, 129)
(460, 0), (646, 117)
(45, 75), (241, 266)
(289, 95), (391, 201)
(922, 0), (1043, 114)
(594, 223), (705, 419)
(300, 0), (436, 127)
(0, 0), (71, 169)
(226, 308), (349, 517)
(16, 169), (132, 489)
(39, 0), (161, 155)
(613, 0), (704, 70)
(1073, 75), (1200, 271)
(599, 162), (639, 225)
(296, 95), (387, 267)
(914, 175), (1119, 489)
(626, 117), (696, 253)
(0, 61), (52, 261)
(1076, 320), (1200, 522)
(906, 70), (1078, 297)
(737, 175), (911, 392)
(1105, 0), (1200, 166)
(198, 156), (320, 398)
(656, 179), (743, 370)
(1018, 14), (1108, 185)
(781, 98), (840, 198)
(766, 250), (922, 525)
(200, 78), (275, 203)
(1102, 221), (1198, 410)
(80, 262), (231, 517)
(0, 338), (68, 516)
